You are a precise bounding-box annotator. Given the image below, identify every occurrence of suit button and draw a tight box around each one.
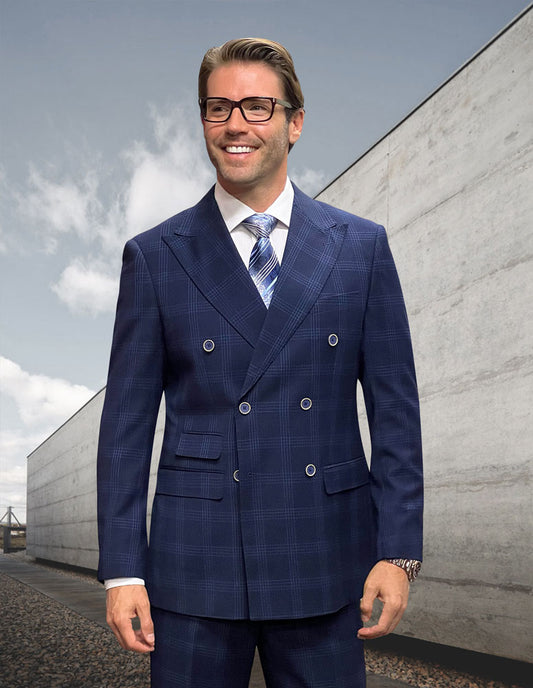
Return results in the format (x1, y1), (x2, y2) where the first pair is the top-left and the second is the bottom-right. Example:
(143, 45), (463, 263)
(305, 464), (317, 477)
(300, 397), (312, 410)
(239, 402), (251, 415)
(233, 470), (240, 482)
(328, 333), (339, 347)
(203, 339), (215, 352)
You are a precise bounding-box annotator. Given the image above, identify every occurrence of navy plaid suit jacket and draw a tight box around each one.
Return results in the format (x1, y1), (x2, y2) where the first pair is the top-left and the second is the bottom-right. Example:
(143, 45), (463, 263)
(97, 184), (423, 621)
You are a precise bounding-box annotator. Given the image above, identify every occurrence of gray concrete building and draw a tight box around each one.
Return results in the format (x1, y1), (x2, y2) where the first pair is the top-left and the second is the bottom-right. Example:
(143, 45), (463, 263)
(27, 7), (532, 663)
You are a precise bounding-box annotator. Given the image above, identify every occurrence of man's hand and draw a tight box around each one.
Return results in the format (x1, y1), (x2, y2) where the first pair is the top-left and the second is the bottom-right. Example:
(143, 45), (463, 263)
(357, 560), (410, 640)
(106, 584), (155, 653)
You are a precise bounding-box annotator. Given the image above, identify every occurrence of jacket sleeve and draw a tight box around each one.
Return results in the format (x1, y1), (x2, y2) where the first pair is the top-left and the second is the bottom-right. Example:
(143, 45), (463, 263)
(359, 224), (423, 561)
(97, 238), (166, 582)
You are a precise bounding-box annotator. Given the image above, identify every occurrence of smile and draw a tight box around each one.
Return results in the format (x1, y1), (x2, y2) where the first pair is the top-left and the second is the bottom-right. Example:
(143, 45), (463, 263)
(224, 146), (255, 153)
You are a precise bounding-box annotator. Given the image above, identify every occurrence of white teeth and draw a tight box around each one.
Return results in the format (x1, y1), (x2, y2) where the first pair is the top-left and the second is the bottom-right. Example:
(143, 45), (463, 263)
(225, 146), (254, 153)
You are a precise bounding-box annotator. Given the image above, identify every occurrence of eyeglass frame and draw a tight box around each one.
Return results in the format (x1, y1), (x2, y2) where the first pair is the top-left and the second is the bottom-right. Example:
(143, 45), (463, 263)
(199, 96), (296, 123)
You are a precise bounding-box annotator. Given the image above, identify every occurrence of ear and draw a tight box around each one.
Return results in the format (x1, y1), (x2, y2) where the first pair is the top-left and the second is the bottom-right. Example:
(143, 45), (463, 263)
(288, 108), (304, 145)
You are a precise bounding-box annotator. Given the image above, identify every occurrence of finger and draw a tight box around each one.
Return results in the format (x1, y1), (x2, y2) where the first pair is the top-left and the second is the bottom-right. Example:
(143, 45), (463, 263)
(108, 612), (144, 652)
(358, 594), (405, 639)
(358, 622), (386, 640)
(134, 627), (155, 651)
(107, 620), (127, 650)
(137, 607), (155, 649)
(121, 621), (154, 652)
(106, 603), (127, 649)
(359, 588), (376, 622)
(108, 608), (154, 653)
(108, 613), (134, 649)
(106, 585), (154, 653)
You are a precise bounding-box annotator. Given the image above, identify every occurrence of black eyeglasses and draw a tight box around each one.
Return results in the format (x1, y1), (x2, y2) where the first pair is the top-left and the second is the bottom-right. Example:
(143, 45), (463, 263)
(199, 97), (295, 123)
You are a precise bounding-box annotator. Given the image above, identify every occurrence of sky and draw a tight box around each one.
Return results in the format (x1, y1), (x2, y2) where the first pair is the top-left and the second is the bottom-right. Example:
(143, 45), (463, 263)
(1, 0), (530, 523)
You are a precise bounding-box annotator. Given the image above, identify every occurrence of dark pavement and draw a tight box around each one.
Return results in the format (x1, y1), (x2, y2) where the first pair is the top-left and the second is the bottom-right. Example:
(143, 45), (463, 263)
(0, 554), (412, 687)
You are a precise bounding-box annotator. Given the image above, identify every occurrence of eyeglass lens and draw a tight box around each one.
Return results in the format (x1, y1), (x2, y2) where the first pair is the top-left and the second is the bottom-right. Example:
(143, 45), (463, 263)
(204, 98), (274, 122)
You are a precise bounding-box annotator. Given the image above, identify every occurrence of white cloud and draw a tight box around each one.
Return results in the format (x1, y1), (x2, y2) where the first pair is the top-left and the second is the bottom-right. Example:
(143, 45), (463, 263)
(51, 259), (119, 317)
(0, 356), (95, 429)
(20, 167), (100, 252)
(122, 107), (212, 237)
(291, 167), (328, 197)
(12, 106), (213, 315)
(0, 357), (96, 522)
(0, 460), (27, 501)
(0, 433), (33, 476)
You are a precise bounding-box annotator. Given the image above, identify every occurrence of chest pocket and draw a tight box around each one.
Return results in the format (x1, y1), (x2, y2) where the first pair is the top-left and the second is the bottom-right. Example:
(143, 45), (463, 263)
(310, 290), (362, 339)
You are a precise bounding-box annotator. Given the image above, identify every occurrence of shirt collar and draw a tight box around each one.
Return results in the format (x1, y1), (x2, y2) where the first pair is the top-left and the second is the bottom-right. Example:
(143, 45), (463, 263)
(214, 177), (294, 232)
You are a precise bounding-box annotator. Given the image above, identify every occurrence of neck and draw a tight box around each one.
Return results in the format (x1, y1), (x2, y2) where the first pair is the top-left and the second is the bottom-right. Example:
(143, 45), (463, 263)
(217, 177), (287, 213)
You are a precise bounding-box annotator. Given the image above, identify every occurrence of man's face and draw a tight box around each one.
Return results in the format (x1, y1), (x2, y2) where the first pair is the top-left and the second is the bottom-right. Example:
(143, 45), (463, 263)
(202, 61), (303, 204)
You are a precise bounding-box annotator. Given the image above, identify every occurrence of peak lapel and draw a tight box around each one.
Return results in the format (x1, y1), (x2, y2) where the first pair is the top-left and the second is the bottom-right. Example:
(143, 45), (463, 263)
(162, 189), (267, 347)
(240, 189), (347, 397)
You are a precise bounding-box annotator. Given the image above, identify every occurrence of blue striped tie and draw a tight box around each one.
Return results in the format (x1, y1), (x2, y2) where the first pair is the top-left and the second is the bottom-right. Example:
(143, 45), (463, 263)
(243, 213), (280, 307)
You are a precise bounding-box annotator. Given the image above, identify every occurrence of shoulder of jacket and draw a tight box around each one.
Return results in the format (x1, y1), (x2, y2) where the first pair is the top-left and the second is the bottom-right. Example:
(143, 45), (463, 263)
(293, 185), (383, 235)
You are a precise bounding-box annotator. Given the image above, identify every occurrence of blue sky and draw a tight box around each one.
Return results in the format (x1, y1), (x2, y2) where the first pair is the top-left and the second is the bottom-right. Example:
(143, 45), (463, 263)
(1, 0), (530, 521)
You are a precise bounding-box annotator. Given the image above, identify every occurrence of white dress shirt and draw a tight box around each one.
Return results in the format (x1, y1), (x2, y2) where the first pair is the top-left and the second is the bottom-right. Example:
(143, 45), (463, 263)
(214, 176), (293, 267)
(104, 178), (295, 592)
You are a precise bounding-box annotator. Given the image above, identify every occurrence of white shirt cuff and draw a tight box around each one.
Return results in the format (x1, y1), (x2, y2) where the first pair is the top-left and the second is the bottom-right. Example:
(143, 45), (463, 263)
(104, 577), (145, 590)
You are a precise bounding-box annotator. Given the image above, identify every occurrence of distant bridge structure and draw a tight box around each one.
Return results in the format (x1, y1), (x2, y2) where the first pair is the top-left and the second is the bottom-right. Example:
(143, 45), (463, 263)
(1, 506), (26, 553)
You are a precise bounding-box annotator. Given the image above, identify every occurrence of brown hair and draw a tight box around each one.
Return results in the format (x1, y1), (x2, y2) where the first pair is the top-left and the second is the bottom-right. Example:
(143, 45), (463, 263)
(198, 37), (304, 116)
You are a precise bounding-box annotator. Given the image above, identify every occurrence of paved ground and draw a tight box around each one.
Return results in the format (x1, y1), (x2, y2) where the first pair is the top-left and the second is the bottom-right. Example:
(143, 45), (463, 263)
(0, 555), (411, 687)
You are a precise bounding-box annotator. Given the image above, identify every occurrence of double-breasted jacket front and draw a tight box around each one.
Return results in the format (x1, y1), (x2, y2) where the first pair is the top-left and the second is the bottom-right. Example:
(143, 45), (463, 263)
(97, 184), (423, 621)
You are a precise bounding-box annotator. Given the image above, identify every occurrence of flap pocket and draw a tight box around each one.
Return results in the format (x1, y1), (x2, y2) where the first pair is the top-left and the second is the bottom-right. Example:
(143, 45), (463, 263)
(323, 457), (369, 495)
(156, 468), (223, 500)
(176, 432), (222, 460)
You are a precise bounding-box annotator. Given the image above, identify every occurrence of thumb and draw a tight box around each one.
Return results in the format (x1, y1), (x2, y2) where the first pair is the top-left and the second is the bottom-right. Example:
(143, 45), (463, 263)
(134, 594), (155, 648)
(139, 610), (155, 646)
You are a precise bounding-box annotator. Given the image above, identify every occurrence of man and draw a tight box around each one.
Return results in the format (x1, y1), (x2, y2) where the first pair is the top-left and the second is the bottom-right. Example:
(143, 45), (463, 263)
(98, 37), (423, 687)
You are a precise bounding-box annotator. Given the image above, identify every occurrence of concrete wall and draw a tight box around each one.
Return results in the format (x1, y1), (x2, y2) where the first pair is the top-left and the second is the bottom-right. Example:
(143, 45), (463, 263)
(317, 8), (532, 663)
(26, 390), (164, 570)
(27, 8), (532, 662)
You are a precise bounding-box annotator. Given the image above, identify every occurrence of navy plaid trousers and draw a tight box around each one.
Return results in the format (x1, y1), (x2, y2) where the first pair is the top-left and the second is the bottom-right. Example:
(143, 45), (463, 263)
(150, 604), (366, 687)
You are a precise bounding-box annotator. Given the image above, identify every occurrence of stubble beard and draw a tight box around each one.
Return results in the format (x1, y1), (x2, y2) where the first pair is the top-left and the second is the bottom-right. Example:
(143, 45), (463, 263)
(207, 122), (291, 193)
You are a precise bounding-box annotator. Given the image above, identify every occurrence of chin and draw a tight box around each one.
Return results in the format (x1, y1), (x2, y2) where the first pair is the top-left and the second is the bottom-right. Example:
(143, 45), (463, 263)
(219, 169), (257, 187)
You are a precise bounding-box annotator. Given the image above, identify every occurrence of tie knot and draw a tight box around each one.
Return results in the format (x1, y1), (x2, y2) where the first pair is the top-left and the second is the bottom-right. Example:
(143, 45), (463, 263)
(243, 213), (277, 239)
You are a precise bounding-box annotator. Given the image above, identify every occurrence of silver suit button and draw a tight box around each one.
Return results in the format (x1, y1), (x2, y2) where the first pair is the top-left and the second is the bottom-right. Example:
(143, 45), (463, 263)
(328, 333), (339, 347)
(233, 469), (240, 482)
(305, 464), (317, 477)
(239, 402), (251, 415)
(300, 397), (312, 411)
(203, 339), (215, 352)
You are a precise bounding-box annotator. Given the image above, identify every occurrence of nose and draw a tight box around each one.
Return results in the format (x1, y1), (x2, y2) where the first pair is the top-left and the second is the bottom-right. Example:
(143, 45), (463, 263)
(225, 105), (249, 132)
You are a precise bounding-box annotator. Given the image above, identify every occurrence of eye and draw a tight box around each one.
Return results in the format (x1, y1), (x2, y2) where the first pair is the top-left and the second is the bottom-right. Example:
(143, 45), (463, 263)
(207, 99), (231, 115)
(246, 99), (271, 114)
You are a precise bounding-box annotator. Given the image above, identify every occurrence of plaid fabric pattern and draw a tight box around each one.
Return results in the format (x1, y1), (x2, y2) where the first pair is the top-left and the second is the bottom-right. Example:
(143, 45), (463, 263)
(97, 184), (423, 621)
(150, 604), (365, 688)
